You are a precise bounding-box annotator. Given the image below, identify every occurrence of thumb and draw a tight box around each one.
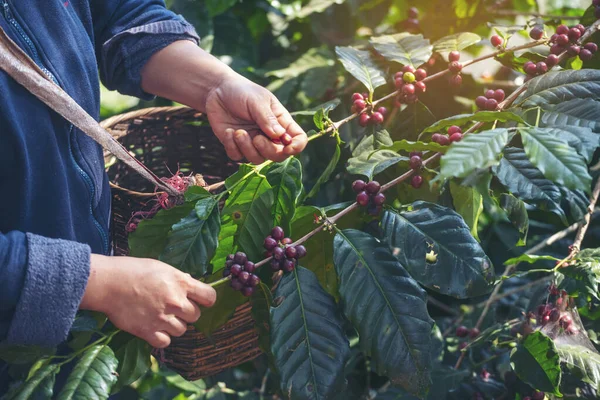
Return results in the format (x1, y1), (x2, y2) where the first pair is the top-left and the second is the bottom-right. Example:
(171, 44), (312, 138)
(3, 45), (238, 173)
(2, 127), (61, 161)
(251, 100), (286, 140)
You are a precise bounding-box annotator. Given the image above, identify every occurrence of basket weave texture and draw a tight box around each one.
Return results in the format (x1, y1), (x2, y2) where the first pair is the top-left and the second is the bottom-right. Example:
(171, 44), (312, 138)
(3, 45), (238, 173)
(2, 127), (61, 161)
(102, 106), (262, 380)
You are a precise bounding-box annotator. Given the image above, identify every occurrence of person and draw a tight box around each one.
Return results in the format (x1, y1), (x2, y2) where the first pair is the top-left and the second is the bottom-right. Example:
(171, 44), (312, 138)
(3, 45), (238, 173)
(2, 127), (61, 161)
(0, 0), (307, 391)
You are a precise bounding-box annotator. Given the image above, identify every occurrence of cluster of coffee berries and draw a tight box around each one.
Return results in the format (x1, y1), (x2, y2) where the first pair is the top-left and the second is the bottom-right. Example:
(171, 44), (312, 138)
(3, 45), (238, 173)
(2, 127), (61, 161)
(431, 125), (463, 147)
(403, 7), (420, 32)
(447, 51), (463, 87)
(353, 180), (385, 215)
(264, 226), (306, 273)
(407, 151), (428, 189)
(490, 34), (504, 48)
(548, 24), (593, 60)
(456, 325), (480, 339)
(394, 65), (427, 106)
(475, 88), (505, 111)
(223, 252), (260, 297)
(535, 287), (579, 335)
(350, 93), (388, 127)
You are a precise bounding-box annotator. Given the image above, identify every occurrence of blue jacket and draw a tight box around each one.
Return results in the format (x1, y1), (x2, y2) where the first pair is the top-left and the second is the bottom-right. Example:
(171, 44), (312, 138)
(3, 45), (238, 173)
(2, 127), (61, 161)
(0, 0), (196, 381)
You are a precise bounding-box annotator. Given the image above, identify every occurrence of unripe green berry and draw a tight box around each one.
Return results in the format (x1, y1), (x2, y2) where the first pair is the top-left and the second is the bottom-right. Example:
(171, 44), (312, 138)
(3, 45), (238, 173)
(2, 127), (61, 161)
(403, 72), (416, 83)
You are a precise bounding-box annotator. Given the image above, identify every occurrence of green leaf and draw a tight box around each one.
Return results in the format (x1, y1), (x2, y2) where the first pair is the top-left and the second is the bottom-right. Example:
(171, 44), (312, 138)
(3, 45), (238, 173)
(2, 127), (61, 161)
(370, 34), (433, 68)
(537, 98), (600, 132)
(289, 0), (345, 19)
(449, 181), (483, 241)
(266, 48), (334, 79)
(128, 203), (195, 259)
(305, 142), (340, 200)
(433, 32), (482, 59)
(492, 147), (567, 224)
(205, 0), (238, 17)
(270, 266), (350, 399)
(193, 275), (247, 336)
(421, 111), (526, 134)
(560, 259), (600, 300)
(184, 186), (211, 202)
(237, 189), (276, 262)
(499, 193), (529, 247)
(265, 158), (303, 234)
(160, 197), (221, 276)
(380, 204), (495, 298)
(510, 331), (562, 396)
(5, 363), (60, 400)
(250, 283), (273, 357)
(335, 46), (387, 92)
(313, 109), (326, 130)
(112, 336), (151, 393)
(520, 127), (592, 192)
(531, 126), (599, 164)
(504, 254), (559, 265)
(556, 344), (600, 391)
(347, 150), (406, 179)
(333, 230), (434, 396)
(439, 128), (513, 180)
(381, 140), (448, 154)
(56, 345), (119, 399)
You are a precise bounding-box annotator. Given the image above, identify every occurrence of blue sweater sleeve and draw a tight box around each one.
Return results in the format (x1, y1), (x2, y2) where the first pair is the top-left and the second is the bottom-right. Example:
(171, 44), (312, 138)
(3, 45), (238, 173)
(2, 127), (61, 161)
(1, 232), (90, 347)
(90, 0), (199, 99)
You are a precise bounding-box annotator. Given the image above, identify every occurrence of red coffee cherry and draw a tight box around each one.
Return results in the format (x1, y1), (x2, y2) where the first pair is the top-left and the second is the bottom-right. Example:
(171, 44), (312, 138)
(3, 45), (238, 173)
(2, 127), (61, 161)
(409, 155), (422, 170)
(411, 175), (424, 188)
(529, 26), (544, 40)
(414, 68), (427, 81)
(352, 179), (367, 193)
(372, 112), (385, 125)
(359, 113), (371, 127)
(456, 325), (469, 337)
(366, 181), (381, 194)
(414, 81), (427, 93)
(475, 96), (488, 110)
(356, 191), (370, 206)
(556, 25), (569, 35)
(272, 226), (285, 241)
(448, 61), (463, 73)
(372, 193), (386, 206)
(493, 89), (505, 102)
(449, 132), (463, 142)
(449, 51), (461, 62)
(281, 133), (293, 146)
(448, 125), (462, 135)
(351, 93), (364, 101)
(546, 54), (559, 67)
(490, 35), (504, 47)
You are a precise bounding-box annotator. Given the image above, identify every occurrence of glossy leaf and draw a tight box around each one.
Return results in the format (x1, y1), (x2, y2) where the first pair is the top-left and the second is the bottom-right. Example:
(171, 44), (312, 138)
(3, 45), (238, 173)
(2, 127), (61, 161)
(237, 189), (276, 262)
(557, 343), (600, 390)
(499, 193), (529, 247)
(492, 147), (567, 223)
(5, 363), (60, 400)
(56, 345), (118, 399)
(112, 336), (151, 393)
(380, 204), (495, 298)
(270, 266), (350, 399)
(433, 32), (481, 59)
(370, 33), (433, 68)
(305, 142), (340, 200)
(449, 181), (483, 241)
(520, 127), (592, 192)
(335, 46), (386, 92)
(560, 259), (600, 300)
(422, 111), (525, 134)
(532, 126), (599, 164)
(160, 197), (221, 276)
(333, 230), (433, 396)
(250, 283), (273, 357)
(265, 157), (303, 234)
(347, 150), (406, 179)
(439, 128), (512, 180)
(538, 98), (600, 133)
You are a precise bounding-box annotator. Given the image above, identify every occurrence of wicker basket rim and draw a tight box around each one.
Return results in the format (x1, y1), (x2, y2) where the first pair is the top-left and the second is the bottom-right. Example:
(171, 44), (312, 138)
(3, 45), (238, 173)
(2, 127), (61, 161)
(100, 105), (198, 130)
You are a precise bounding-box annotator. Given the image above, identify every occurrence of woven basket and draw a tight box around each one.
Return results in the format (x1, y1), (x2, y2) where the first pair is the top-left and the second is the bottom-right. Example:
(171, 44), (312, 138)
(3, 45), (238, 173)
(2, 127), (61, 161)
(102, 106), (263, 380)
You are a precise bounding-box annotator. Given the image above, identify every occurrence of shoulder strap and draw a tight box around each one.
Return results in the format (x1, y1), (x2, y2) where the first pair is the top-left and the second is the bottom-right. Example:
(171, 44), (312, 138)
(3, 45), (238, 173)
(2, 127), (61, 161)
(0, 26), (179, 196)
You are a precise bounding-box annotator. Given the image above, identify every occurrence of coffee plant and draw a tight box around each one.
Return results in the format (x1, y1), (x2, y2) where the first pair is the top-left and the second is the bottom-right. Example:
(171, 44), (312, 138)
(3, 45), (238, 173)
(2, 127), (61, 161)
(4, 0), (600, 399)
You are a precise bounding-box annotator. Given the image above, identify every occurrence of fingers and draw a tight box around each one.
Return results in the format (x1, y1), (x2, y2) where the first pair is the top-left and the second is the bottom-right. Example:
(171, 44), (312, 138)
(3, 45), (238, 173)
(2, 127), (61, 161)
(221, 128), (244, 161)
(187, 279), (217, 308)
(233, 129), (266, 165)
(162, 316), (188, 337)
(252, 135), (288, 163)
(251, 102), (286, 140)
(147, 331), (171, 348)
(177, 300), (202, 323)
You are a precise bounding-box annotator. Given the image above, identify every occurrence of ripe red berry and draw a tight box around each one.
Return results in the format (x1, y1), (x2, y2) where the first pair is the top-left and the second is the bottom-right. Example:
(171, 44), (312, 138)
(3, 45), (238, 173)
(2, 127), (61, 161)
(283, 258), (296, 272)
(524, 61), (537, 75)
(395, 78), (404, 89)
(490, 35), (503, 47)
(556, 34), (569, 46)
(270, 258), (282, 271)
(352, 93), (364, 101)
(449, 51), (461, 62)
(550, 43), (564, 55)
(584, 42), (598, 53)
(448, 125), (461, 135)
(372, 193), (386, 206)
(248, 274), (260, 287)
(575, 24), (586, 33)
(354, 99), (367, 111)
(366, 181), (381, 194)
(402, 65), (417, 74)
(536, 61), (548, 74)
(556, 25), (569, 35)
(409, 155), (422, 170)
(550, 33), (558, 43)
(226, 254), (234, 261)
(438, 135), (450, 146)
(242, 286), (254, 297)
(282, 237), (293, 245)
(469, 327), (480, 338)
(352, 179), (366, 193)
(372, 112), (385, 125)
(281, 133), (293, 146)
(431, 133), (442, 143)
(580, 49), (594, 61)
(450, 132), (463, 142)
(356, 191), (370, 206)
(485, 89), (495, 99)
(546, 54), (559, 67)
(550, 309), (560, 322)
(475, 96), (488, 109)
(405, 94), (419, 103)
(226, 259), (234, 268)
(414, 68), (427, 81)
(531, 392), (545, 400)
(272, 226), (284, 241)
(530, 26), (544, 40)
(402, 84), (416, 95)
(409, 151), (423, 158)
(449, 74), (462, 87)
(567, 45), (580, 56)
(285, 246), (297, 259)
(377, 107), (388, 116)
(408, 6), (419, 18)
(234, 251), (247, 264)
(273, 246), (285, 260)
(448, 61), (463, 73)
(493, 89), (505, 102)
(456, 326), (469, 337)
(359, 113), (371, 127)
(239, 271), (250, 284)
(459, 342), (468, 350)
(295, 245), (307, 259)
(245, 262), (256, 274)
(414, 81), (427, 93)
(560, 314), (572, 329)
(485, 98), (499, 111)
(411, 175), (424, 188)
(231, 278), (244, 291)
(264, 237), (278, 250)
(568, 27), (582, 42)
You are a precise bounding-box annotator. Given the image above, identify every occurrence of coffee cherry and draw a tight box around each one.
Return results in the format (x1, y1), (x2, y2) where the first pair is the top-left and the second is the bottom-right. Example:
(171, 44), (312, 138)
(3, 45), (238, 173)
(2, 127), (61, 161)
(295, 245), (307, 259)
(431, 133), (442, 143)
(283, 258), (296, 272)
(411, 175), (424, 188)
(270, 258), (282, 271)
(248, 274), (260, 287)
(244, 261), (256, 273)
(230, 264), (242, 276)
(556, 34), (569, 46)
(537, 304), (549, 316)
(448, 125), (461, 135)
(580, 49), (594, 61)
(366, 181), (381, 194)
(352, 179), (367, 193)
(409, 151), (423, 158)
(531, 391), (545, 400)
(285, 246), (297, 259)
(490, 35), (503, 47)
(556, 24), (569, 35)
(448, 61), (463, 73)
(359, 113), (371, 127)
(448, 50), (461, 62)
(414, 68), (427, 81)
(450, 132), (463, 142)
(485, 98), (499, 111)
(459, 342), (468, 350)
(475, 95), (488, 109)
(281, 133), (293, 146)
(449, 74), (462, 87)
(408, 6), (419, 18)
(226, 254), (234, 261)
(566, 325), (579, 335)
(402, 84), (416, 95)
(272, 226), (285, 241)
(402, 65), (417, 74)
(567, 45), (580, 56)
(264, 236), (278, 250)
(536, 61), (548, 74)
(438, 135), (450, 146)
(372, 193), (386, 206)
(282, 238), (293, 245)
(546, 54), (559, 67)
(351, 93), (364, 101)
(559, 314), (572, 329)
(550, 33), (559, 43)
(403, 72), (416, 83)
(414, 81), (427, 93)
(356, 191), (370, 206)
(550, 43), (564, 55)
(524, 61), (537, 75)
(231, 278), (244, 291)
(405, 94), (419, 103)
(394, 78), (404, 89)
(223, 268), (232, 278)
(493, 89), (505, 102)
(239, 271), (250, 284)
(273, 246), (285, 261)
(226, 259), (234, 268)
(377, 107), (388, 116)
(530, 26), (544, 40)
(242, 286), (254, 297)
(456, 325), (469, 337)
(354, 99), (367, 111)
(584, 42), (598, 53)
(568, 27), (582, 42)
(409, 155), (422, 170)
(485, 89), (495, 99)
(372, 112), (385, 125)
(469, 327), (480, 338)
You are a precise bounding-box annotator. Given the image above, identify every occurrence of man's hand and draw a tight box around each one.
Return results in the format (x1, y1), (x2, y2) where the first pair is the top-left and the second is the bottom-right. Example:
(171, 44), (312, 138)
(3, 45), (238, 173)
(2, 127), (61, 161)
(141, 40), (307, 164)
(81, 255), (216, 348)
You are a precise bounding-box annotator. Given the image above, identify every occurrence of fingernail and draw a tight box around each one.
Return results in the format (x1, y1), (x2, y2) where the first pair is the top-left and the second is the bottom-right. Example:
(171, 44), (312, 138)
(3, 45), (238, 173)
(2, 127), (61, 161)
(273, 124), (286, 135)
(225, 128), (235, 135)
